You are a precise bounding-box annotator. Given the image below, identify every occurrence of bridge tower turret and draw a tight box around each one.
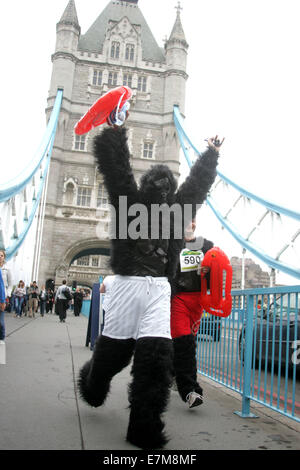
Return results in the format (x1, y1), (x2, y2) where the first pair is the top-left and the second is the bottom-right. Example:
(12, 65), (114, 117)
(38, 0), (189, 288)
(49, 0), (81, 101)
(162, 2), (189, 166)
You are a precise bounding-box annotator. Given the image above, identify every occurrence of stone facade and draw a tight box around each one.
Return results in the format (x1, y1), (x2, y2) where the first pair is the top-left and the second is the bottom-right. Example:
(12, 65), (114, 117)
(230, 256), (272, 289)
(38, 0), (188, 288)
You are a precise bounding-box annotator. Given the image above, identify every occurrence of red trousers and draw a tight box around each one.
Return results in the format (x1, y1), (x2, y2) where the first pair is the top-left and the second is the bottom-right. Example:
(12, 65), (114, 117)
(171, 292), (203, 339)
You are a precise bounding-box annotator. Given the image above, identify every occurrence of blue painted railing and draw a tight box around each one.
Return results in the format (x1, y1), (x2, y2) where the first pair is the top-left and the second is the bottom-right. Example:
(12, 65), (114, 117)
(196, 285), (300, 423)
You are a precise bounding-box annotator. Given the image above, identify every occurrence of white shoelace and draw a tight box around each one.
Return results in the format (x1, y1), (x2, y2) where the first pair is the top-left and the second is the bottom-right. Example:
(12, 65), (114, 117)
(186, 392), (204, 403)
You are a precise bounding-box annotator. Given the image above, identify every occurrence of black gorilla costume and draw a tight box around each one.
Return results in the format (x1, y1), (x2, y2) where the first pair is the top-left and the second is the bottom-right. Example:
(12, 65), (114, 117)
(78, 126), (220, 449)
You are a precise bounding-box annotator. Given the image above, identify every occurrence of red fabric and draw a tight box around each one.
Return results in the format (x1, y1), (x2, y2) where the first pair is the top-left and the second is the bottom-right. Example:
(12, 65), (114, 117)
(171, 292), (203, 338)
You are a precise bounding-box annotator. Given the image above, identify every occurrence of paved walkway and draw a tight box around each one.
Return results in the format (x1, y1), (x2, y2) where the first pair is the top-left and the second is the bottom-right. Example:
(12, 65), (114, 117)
(0, 311), (299, 451)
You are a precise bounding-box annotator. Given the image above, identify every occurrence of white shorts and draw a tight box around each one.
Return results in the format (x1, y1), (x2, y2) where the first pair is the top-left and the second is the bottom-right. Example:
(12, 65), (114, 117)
(102, 275), (171, 340)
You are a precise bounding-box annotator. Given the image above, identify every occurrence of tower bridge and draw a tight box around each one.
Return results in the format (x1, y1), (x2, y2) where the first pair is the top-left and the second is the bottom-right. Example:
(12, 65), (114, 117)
(0, 0), (299, 289)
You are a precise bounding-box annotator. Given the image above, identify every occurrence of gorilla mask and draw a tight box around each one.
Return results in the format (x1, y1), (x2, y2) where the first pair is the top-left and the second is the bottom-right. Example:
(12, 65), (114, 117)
(139, 164), (177, 205)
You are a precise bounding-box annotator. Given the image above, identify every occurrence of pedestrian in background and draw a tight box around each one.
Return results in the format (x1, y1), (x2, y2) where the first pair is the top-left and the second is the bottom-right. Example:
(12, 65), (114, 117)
(46, 288), (54, 313)
(28, 281), (39, 318)
(0, 269), (6, 342)
(0, 250), (12, 304)
(39, 285), (47, 317)
(55, 280), (71, 323)
(13, 281), (26, 318)
(73, 287), (83, 316)
(23, 285), (30, 317)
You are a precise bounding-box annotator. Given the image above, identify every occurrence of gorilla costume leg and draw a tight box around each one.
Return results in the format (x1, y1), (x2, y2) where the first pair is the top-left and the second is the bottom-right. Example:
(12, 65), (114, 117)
(78, 335), (135, 407)
(173, 334), (203, 402)
(126, 337), (174, 449)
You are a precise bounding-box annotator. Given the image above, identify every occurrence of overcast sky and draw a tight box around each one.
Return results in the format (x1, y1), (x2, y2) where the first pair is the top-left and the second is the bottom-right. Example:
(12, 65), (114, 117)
(1, 0), (299, 284)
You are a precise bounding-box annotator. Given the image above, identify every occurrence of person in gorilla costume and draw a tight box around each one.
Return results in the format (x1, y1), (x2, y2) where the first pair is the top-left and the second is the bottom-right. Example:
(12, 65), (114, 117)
(78, 122), (222, 449)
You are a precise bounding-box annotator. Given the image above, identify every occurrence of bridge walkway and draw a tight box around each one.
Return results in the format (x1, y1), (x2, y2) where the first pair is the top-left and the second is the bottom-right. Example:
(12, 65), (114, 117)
(0, 311), (299, 451)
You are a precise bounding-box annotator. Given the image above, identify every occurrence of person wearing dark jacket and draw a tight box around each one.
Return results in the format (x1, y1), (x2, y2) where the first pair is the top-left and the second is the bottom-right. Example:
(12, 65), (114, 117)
(73, 288), (83, 316)
(55, 280), (71, 323)
(39, 285), (47, 317)
(46, 289), (55, 314)
(28, 282), (39, 318)
(171, 220), (213, 409)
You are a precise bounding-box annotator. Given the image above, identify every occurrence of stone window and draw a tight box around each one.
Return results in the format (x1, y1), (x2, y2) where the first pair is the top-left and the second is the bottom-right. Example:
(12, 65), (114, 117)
(143, 141), (154, 159)
(77, 256), (90, 266)
(111, 41), (120, 59)
(123, 73), (133, 88)
(92, 256), (99, 267)
(77, 187), (92, 207)
(125, 44), (135, 61)
(108, 71), (118, 86)
(93, 69), (103, 86)
(97, 183), (108, 208)
(138, 76), (147, 92)
(74, 134), (86, 151)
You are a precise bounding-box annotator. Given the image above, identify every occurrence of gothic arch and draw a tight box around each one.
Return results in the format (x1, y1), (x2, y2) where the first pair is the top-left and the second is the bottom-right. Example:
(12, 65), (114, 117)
(63, 179), (76, 205)
(69, 278), (94, 289)
(62, 238), (111, 267)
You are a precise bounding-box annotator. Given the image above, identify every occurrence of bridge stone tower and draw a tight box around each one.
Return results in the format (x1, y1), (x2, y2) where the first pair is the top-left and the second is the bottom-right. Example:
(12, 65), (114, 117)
(38, 0), (188, 288)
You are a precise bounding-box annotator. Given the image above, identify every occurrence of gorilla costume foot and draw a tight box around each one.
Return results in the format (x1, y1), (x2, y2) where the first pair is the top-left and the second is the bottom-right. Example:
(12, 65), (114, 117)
(78, 335), (135, 408)
(78, 360), (111, 407)
(126, 337), (173, 449)
(126, 413), (168, 449)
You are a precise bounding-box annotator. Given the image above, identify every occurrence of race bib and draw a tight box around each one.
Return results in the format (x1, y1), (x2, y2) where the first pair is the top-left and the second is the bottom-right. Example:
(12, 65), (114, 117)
(180, 249), (204, 272)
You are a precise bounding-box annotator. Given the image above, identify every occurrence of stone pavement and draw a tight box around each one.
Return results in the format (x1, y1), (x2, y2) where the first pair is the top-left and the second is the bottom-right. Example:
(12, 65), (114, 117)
(0, 311), (299, 452)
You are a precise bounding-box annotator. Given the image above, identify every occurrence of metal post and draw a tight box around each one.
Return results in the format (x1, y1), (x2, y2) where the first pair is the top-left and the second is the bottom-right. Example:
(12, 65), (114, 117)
(241, 248), (246, 309)
(31, 194), (43, 282)
(34, 159), (50, 283)
(235, 294), (258, 418)
(241, 248), (246, 290)
(269, 268), (276, 306)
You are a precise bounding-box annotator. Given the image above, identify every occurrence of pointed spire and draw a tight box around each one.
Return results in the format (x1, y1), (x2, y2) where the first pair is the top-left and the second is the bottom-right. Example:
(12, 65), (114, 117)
(168, 1), (188, 47)
(58, 0), (80, 32)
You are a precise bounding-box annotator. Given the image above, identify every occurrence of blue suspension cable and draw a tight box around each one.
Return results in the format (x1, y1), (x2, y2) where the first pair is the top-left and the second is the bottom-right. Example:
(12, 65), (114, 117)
(206, 195), (300, 279)
(173, 105), (300, 279)
(217, 170), (300, 221)
(0, 89), (63, 203)
(173, 105), (300, 222)
(6, 137), (54, 260)
(3, 89), (63, 260)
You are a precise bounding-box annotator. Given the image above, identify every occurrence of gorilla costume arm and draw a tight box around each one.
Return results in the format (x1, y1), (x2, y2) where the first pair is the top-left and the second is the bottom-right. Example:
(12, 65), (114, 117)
(93, 126), (138, 207)
(167, 146), (219, 285)
(175, 146), (219, 216)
